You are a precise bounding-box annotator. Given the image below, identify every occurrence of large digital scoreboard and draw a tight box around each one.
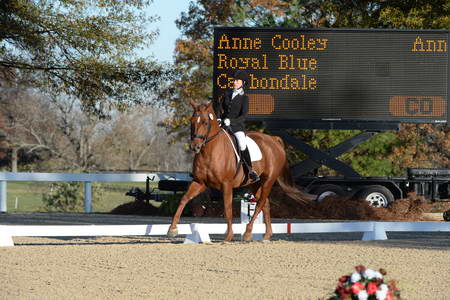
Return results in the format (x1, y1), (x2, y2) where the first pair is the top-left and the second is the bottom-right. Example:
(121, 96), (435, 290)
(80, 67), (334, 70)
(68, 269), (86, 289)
(213, 27), (449, 126)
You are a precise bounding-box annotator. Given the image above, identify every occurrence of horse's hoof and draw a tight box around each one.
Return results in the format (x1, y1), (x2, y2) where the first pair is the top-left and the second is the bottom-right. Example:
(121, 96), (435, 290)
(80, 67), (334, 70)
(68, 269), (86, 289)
(167, 228), (178, 238)
(243, 233), (252, 241)
(261, 239), (271, 243)
(222, 241), (233, 245)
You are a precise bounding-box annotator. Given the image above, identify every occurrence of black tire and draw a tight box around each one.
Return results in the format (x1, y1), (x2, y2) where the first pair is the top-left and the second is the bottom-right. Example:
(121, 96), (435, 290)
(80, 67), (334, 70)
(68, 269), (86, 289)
(356, 185), (394, 208)
(310, 184), (346, 202)
(443, 209), (450, 222)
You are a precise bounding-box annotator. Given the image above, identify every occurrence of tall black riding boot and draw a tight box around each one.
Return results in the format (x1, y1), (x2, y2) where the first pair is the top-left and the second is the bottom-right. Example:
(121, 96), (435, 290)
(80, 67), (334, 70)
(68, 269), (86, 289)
(242, 148), (260, 182)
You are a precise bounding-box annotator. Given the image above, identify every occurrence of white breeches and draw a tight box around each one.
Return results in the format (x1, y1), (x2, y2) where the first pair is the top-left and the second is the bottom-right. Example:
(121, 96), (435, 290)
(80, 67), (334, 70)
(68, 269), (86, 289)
(234, 131), (247, 151)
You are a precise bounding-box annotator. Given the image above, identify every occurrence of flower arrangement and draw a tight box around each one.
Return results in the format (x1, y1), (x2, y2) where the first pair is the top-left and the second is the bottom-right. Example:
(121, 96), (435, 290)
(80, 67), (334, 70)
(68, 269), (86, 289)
(327, 265), (403, 300)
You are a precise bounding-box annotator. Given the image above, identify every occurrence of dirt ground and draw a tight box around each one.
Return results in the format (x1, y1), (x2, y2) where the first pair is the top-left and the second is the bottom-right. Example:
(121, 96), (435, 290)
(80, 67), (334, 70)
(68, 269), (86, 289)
(1, 235), (449, 299)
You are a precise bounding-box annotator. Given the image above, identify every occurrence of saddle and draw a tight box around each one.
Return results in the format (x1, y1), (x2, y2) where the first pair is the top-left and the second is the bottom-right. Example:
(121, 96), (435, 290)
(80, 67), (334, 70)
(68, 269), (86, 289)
(223, 129), (262, 181)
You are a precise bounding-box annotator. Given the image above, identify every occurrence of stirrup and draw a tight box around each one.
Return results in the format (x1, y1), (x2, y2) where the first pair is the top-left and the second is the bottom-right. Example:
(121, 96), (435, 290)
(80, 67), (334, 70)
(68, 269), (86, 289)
(249, 170), (260, 182)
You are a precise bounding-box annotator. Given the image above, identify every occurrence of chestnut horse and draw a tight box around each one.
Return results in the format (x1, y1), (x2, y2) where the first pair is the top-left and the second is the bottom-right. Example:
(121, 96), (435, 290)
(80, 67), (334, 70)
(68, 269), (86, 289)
(167, 100), (314, 241)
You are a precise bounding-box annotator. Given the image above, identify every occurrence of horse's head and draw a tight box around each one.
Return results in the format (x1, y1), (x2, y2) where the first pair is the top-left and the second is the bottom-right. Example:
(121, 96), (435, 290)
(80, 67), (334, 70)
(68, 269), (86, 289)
(189, 99), (220, 154)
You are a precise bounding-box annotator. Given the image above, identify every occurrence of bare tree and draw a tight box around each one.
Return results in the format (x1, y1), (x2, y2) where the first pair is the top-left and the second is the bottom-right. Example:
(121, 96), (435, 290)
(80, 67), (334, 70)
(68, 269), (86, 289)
(0, 84), (191, 172)
(93, 107), (192, 172)
(0, 86), (60, 171)
(0, 85), (102, 171)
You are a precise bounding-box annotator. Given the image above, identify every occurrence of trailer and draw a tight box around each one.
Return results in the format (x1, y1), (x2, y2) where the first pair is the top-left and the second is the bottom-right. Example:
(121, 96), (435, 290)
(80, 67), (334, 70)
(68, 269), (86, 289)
(268, 127), (450, 207)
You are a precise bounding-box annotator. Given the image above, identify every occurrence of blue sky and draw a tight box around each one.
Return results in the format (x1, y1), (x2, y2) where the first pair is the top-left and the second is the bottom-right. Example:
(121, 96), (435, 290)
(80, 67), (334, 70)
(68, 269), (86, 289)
(144, 0), (192, 62)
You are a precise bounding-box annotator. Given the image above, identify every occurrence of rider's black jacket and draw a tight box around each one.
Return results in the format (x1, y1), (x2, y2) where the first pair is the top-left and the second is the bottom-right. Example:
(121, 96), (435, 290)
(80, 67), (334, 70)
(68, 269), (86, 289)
(213, 90), (249, 132)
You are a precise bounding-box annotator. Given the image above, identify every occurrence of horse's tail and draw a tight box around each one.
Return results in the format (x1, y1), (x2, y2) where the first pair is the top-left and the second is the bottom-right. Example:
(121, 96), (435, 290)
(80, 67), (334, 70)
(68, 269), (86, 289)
(274, 136), (316, 203)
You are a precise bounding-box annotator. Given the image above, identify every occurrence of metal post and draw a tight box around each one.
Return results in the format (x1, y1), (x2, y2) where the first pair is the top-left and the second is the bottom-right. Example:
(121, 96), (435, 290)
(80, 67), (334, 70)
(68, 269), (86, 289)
(84, 181), (92, 213)
(0, 181), (6, 212)
(240, 200), (263, 240)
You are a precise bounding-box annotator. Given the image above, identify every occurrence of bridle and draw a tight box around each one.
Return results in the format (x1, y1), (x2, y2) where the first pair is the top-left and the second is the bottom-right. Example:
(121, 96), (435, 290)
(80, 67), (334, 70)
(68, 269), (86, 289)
(191, 108), (222, 149)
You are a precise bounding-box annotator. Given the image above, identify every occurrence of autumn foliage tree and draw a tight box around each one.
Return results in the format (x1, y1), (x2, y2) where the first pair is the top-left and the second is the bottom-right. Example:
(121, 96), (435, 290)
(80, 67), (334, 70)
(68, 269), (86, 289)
(375, 1), (450, 171)
(158, 0), (234, 141)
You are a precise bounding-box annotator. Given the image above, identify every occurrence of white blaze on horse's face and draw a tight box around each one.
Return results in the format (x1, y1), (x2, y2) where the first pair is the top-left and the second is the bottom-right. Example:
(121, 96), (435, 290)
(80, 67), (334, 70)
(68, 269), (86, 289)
(190, 111), (208, 154)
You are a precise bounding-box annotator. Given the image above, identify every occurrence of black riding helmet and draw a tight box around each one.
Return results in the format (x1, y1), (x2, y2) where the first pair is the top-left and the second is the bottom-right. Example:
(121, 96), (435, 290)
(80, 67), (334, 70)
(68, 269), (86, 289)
(233, 70), (249, 86)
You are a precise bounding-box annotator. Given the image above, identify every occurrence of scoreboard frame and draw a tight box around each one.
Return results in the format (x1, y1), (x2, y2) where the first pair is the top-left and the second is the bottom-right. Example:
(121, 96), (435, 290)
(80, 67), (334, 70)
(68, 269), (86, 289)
(213, 27), (450, 129)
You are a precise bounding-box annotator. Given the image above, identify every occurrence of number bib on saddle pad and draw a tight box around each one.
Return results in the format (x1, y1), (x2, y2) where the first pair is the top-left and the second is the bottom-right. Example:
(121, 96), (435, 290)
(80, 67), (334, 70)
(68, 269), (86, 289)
(223, 129), (262, 162)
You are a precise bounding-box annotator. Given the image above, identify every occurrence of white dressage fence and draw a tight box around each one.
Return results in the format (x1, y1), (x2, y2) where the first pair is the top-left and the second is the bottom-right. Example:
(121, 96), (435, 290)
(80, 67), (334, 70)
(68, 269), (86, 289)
(0, 172), (191, 213)
(1, 172), (449, 247)
(1, 221), (450, 246)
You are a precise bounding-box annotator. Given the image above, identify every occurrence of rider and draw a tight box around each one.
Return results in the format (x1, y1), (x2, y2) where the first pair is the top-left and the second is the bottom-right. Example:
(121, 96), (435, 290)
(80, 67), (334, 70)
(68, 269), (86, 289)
(213, 70), (260, 182)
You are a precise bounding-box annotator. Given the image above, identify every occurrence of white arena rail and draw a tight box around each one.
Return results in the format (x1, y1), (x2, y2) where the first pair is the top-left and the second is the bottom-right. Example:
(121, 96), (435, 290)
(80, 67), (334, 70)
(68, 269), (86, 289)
(1, 221), (449, 247)
(0, 172), (191, 213)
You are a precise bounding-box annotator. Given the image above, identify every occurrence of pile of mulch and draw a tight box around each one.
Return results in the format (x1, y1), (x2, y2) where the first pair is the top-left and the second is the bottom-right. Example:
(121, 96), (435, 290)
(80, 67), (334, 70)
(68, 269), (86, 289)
(110, 199), (242, 218)
(192, 201), (242, 218)
(111, 186), (443, 221)
(268, 186), (432, 221)
(111, 200), (161, 215)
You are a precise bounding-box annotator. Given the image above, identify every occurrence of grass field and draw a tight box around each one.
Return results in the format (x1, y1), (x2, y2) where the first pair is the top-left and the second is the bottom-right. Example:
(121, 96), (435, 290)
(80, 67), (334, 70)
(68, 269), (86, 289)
(5, 181), (158, 213)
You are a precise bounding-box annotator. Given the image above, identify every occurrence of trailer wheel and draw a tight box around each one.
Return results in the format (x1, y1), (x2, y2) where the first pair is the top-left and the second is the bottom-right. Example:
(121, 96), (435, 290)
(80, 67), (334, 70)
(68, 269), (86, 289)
(443, 209), (450, 221)
(310, 184), (346, 202)
(357, 185), (394, 208)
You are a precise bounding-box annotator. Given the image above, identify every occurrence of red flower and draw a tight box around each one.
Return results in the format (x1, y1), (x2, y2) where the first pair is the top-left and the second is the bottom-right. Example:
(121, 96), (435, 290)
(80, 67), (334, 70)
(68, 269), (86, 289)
(330, 267), (401, 300)
(351, 282), (365, 294)
(335, 286), (351, 299)
(367, 282), (378, 295)
(386, 291), (394, 300)
(388, 280), (398, 291)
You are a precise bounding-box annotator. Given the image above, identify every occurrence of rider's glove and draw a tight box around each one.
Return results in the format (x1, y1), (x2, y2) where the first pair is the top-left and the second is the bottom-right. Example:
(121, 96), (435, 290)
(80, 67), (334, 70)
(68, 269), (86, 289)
(224, 118), (230, 126)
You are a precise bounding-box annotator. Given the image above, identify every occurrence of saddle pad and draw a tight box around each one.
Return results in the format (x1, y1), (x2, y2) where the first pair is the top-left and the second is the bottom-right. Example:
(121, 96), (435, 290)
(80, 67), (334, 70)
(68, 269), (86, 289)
(223, 130), (262, 162)
(246, 136), (263, 162)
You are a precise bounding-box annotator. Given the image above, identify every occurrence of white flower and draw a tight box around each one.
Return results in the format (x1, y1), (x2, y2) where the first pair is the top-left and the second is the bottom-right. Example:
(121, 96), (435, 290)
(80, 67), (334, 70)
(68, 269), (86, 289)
(363, 269), (377, 280)
(375, 271), (383, 279)
(379, 284), (388, 292)
(358, 290), (369, 300)
(375, 284), (389, 300)
(351, 272), (362, 282)
(376, 289), (388, 300)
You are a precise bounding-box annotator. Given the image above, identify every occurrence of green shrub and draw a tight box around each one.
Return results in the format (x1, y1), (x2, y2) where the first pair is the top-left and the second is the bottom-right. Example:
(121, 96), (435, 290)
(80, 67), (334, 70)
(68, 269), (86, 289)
(41, 182), (104, 212)
(158, 193), (189, 216)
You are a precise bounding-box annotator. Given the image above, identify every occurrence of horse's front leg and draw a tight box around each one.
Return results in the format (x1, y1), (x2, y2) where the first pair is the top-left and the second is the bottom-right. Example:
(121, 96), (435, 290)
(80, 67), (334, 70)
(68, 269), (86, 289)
(243, 179), (275, 241)
(222, 182), (234, 242)
(167, 181), (206, 237)
(262, 200), (273, 241)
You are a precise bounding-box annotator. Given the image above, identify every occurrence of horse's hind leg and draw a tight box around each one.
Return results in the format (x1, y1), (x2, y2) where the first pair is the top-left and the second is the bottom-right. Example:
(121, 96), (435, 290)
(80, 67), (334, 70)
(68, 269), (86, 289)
(167, 181), (206, 237)
(243, 179), (275, 241)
